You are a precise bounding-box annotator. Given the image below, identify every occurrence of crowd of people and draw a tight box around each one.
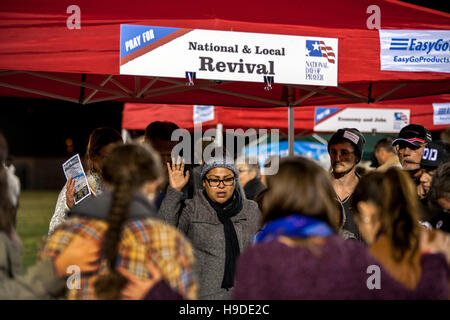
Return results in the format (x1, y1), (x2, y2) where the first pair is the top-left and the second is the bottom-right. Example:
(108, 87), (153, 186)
(0, 123), (449, 300)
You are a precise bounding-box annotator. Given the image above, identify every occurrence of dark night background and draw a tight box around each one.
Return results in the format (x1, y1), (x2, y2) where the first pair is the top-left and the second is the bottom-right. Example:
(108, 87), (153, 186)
(0, 98), (124, 189)
(0, 97), (123, 158)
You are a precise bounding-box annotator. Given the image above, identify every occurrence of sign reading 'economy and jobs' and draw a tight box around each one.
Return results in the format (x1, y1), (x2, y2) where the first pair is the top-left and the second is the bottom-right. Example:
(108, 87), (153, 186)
(119, 25), (338, 86)
(314, 107), (410, 133)
(379, 29), (450, 73)
(432, 103), (450, 125)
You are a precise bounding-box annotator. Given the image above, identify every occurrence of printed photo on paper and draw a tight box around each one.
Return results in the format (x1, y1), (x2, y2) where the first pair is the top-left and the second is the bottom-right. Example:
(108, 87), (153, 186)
(62, 154), (91, 205)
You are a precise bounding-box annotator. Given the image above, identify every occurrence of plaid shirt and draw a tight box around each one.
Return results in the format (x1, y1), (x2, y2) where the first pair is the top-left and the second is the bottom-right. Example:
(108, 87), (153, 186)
(39, 217), (198, 300)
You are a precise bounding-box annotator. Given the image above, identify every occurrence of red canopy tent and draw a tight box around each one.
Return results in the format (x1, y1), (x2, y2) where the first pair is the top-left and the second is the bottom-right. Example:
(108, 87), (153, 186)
(0, 0), (449, 107)
(122, 94), (449, 134)
(1, 0), (449, 155)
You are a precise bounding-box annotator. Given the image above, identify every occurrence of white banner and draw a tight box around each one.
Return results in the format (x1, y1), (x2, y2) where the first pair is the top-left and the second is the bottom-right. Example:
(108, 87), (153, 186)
(120, 25), (338, 86)
(379, 29), (450, 73)
(432, 103), (450, 125)
(313, 107), (410, 133)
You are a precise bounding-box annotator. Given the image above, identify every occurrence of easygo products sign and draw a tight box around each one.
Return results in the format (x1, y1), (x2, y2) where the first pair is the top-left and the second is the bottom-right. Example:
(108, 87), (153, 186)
(379, 29), (450, 73)
(120, 25), (338, 86)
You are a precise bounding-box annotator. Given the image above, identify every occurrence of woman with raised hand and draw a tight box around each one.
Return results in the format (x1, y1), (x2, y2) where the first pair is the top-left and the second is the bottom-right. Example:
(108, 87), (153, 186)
(159, 150), (260, 300)
(49, 127), (123, 235)
(40, 142), (198, 300)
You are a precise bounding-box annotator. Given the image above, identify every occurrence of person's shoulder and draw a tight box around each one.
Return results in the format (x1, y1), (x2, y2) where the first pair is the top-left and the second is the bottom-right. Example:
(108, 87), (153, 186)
(47, 217), (107, 242)
(125, 217), (192, 244)
(238, 240), (281, 264)
(323, 234), (371, 261)
(0, 231), (9, 242)
(241, 199), (261, 220)
(243, 198), (259, 211)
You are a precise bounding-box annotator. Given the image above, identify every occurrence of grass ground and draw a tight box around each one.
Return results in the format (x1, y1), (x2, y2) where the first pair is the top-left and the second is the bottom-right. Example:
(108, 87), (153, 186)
(16, 191), (59, 271)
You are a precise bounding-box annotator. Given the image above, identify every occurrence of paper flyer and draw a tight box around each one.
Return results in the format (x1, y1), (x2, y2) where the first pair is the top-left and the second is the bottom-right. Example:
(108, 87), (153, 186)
(62, 154), (91, 205)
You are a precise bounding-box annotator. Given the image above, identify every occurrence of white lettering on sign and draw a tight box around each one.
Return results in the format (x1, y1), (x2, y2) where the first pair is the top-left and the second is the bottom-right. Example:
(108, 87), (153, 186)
(142, 29), (155, 43)
(125, 35), (141, 52)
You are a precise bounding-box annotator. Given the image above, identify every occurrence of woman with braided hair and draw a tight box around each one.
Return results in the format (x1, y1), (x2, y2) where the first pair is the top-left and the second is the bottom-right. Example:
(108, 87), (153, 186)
(40, 142), (198, 300)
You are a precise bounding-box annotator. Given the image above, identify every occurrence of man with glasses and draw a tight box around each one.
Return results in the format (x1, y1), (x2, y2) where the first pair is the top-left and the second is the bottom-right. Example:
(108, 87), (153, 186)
(328, 128), (366, 241)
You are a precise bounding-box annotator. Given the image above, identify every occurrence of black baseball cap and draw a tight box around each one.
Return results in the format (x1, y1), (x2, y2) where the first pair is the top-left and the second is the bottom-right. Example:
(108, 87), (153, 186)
(420, 141), (450, 169)
(392, 124), (432, 148)
(328, 128), (366, 163)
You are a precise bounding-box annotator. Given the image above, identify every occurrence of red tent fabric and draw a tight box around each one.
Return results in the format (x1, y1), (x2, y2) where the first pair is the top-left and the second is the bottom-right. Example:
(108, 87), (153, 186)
(0, 0), (449, 107)
(122, 94), (450, 133)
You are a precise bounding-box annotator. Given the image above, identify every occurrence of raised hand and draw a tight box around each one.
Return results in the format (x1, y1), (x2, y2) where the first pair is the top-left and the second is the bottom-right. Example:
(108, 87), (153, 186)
(167, 156), (190, 192)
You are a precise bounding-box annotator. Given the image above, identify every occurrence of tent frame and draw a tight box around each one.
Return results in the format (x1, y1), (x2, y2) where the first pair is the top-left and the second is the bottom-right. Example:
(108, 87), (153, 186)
(0, 70), (414, 155)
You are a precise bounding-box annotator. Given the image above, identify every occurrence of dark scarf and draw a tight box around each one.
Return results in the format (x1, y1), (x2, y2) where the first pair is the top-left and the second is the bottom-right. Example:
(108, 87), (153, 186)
(203, 189), (243, 289)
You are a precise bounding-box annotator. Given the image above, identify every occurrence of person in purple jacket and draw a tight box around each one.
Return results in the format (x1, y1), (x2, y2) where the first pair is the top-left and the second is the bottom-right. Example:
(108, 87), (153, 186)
(232, 156), (449, 300)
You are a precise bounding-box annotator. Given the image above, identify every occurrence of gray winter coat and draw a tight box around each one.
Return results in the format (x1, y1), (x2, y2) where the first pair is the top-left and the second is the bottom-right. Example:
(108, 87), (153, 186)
(0, 231), (66, 299)
(159, 186), (261, 300)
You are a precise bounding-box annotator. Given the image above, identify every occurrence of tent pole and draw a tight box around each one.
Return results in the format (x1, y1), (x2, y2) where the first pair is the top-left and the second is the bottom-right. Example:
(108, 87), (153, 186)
(0, 81), (78, 103)
(287, 86), (295, 156)
(288, 105), (294, 156)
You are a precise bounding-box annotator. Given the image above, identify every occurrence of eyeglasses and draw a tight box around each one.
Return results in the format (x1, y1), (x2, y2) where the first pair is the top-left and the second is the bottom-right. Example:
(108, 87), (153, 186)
(205, 177), (235, 187)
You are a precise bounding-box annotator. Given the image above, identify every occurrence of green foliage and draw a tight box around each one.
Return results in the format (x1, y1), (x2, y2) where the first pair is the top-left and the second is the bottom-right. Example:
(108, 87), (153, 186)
(16, 191), (58, 271)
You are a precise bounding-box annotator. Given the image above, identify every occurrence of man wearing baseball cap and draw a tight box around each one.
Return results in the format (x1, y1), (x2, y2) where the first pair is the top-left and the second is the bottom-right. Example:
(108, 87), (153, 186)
(392, 124), (432, 171)
(328, 128), (366, 241)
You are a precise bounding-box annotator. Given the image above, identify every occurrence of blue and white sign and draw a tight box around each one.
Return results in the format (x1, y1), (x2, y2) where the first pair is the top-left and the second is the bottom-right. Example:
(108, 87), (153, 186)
(379, 30), (450, 73)
(120, 24), (338, 86)
(313, 107), (410, 133)
(193, 105), (215, 124)
(315, 107), (341, 123)
(243, 140), (330, 171)
(432, 103), (450, 125)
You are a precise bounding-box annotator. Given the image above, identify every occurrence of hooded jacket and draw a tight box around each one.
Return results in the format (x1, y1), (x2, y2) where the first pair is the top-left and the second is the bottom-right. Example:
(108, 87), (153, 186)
(0, 230), (66, 299)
